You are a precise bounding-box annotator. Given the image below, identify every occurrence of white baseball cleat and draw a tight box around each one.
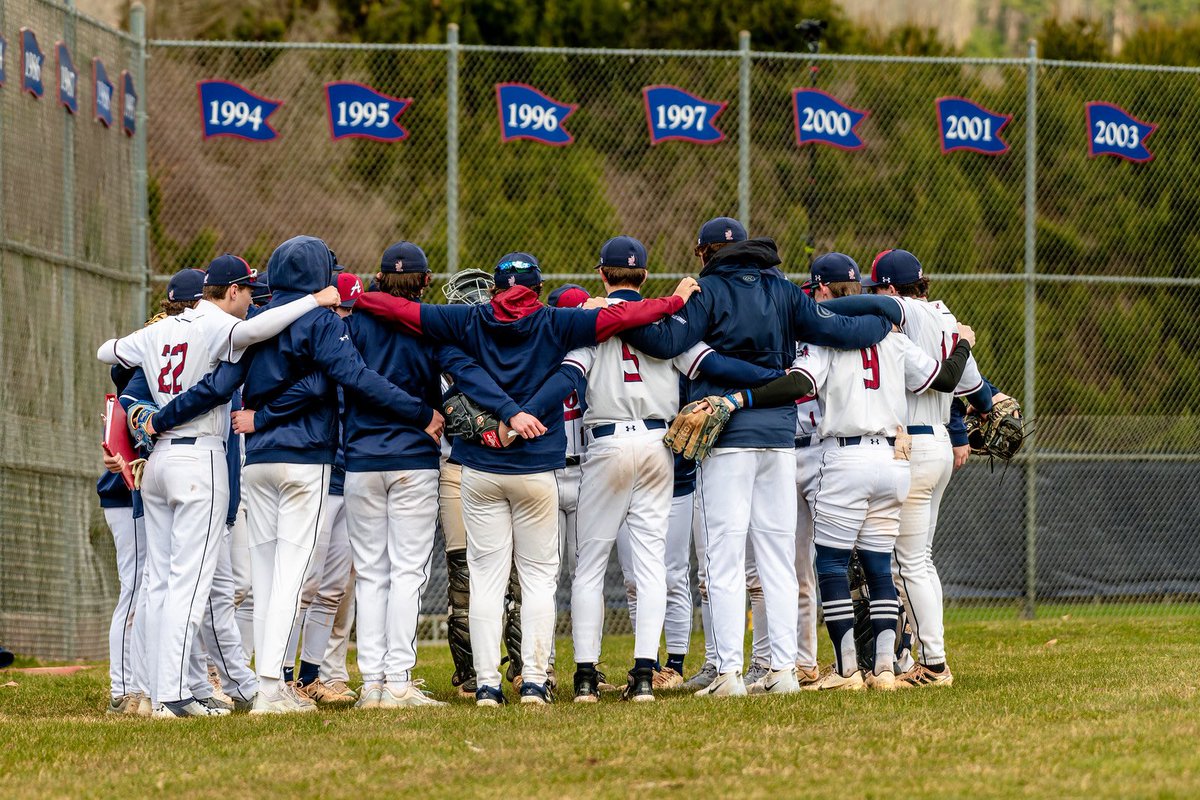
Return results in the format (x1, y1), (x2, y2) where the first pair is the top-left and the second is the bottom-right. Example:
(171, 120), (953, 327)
(131, 695), (153, 717)
(694, 670), (747, 698)
(355, 683), (387, 710)
(760, 667), (801, 695)
(379, 680), (446, 708)
(250, 684), (318, 715)
(865, 669), (897, 691)
(152, 699), (231, 718)
(802, 665), (866, 692)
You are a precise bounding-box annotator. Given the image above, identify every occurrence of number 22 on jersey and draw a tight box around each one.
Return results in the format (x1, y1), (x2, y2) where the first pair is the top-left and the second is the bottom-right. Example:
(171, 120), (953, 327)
(157, 343), (189, 394)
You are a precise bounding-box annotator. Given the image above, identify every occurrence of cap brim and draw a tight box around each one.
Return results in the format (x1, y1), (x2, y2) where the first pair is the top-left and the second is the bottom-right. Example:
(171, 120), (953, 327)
(860, 275), (880, 287)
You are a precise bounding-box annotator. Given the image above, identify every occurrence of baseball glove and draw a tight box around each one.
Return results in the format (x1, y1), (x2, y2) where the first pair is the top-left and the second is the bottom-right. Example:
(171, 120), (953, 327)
(664, 396), (734, 461)
(126, 401), (159, 454)
(443, 392), (515, 449)
(965, 395), (1025, 462)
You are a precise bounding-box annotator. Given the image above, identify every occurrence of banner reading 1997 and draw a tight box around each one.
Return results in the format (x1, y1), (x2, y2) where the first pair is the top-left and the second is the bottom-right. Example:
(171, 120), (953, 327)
(197, 80), (282, 141)
(792, 88), (868, 150)
(496, 83), (576, 146)
(642, 85), (726, 145)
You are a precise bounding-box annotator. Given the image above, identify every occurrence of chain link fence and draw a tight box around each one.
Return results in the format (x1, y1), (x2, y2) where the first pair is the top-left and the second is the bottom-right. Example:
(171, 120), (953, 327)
(0, 0), (145, 659)
(2, 17), (1199, 657)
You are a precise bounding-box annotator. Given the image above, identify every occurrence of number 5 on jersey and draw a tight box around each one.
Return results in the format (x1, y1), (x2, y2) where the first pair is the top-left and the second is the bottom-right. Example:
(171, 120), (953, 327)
(158, 343), (188, 394)
(621, 343), (642, 383)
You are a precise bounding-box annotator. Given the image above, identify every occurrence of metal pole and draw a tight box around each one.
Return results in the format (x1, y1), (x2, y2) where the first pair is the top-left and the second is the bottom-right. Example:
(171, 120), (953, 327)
(737, 31), (751, 230)
(62, 0), (79, 660)
(446, 24), (460, 275)
(1022, 38), (1038, 620)
(131, 3), (149, 324)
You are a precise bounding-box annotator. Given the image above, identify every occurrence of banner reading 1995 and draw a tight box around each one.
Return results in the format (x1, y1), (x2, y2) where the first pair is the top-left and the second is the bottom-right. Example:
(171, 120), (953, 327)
(325, 82), (412, 142)
(642, 85), (726, 145)
(496, 83), (576, 146)
(197, 79), (282, 141)
(792, 88), (868, 150)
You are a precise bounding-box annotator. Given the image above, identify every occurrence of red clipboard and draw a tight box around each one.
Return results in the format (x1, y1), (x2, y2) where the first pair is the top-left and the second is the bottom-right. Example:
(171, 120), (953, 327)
(102, 393), (138, 490)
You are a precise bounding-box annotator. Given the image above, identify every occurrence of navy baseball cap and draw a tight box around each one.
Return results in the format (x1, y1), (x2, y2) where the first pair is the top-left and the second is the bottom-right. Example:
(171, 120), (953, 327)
(494, 251), (542, 290)
(697, 216), (747, 247)
(166, 268), (205, 302)
(596, 235), (647, 270)
(251, 271), (272, 306)
(865, 249), (924, 288)
(547, 283), (590, 308)
(380, 241), (429, 274)
(204, 253), (259, 287)
(803, 252), (861, 291)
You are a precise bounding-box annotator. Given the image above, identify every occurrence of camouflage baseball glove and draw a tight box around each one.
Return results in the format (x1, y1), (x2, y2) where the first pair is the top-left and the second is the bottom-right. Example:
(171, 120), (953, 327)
(965, 395), (1025, 462)
(664, 396), (735, 461)
(443, 392), (515, 449)
(126, 401), (159, 454)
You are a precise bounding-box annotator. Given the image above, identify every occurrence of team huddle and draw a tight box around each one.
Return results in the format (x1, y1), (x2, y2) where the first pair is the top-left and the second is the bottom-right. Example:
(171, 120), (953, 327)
(95, 216), (1012, 716)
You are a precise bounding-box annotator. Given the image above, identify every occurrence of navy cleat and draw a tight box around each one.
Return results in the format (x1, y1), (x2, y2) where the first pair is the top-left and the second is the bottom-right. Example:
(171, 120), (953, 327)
(475, 685), (507, 707)
(519, 681), (553, 705)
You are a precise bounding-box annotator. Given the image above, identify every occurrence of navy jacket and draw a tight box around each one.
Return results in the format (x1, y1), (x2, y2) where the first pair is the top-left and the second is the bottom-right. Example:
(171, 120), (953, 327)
(622, 238), (892, 449)
(239, 236), (435, 466)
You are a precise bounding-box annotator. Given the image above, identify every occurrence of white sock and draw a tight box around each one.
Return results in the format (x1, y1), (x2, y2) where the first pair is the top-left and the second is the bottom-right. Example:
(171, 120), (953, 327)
(874, 630), (897, 675)
(837, 629), (857, 677)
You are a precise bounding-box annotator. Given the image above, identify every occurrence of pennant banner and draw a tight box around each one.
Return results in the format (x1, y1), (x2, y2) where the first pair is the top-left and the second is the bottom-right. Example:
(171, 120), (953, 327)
(56, 41), (77, 114)
(0, 35), (8, 87)
(325, 82), (411, 142)
(121, 70), (137, 136)
(792, 88), (868, 150)
(936, 96), (1010, 155)
(198, 80), (282, 141)
(496, 83), (576, 146)
(93, 58), (113, 127)
(21, 28), (43, 98)
(642, 85), (727, 145)
(1087, 101), (1155, 163)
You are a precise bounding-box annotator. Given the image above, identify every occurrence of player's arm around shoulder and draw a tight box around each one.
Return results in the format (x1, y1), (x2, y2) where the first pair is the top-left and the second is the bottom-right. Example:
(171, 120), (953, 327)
(807, 292), (902, 348)
(617, 280), (708, 358)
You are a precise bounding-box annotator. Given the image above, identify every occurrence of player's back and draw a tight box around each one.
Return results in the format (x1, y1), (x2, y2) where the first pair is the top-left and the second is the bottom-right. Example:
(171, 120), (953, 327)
(898, 297), (980, 426)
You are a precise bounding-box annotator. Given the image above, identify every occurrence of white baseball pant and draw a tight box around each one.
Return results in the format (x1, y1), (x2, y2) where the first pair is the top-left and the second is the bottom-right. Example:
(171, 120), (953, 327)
(573, 428), (672, 664)
(304, 494), (352, 667)
(319, 572), (355, 685)
(795, 440), (822, 669)
(461, 467), (559, 689)
(697, 448), (798, 675)
(139, 440), (229, 704)
(194, 525), (258, 702)
(743, 540), (771, 668)
(103, 507), (145, 700)
(892, 427), (953, 666)
(691, 492), (716, 668)
(228, 507), (254, 658)
(556, 462), (581, 582)
(283, 494), (342, 669)
(812, 440), (911, 553)
(344, 469), (440, 686)
(619, 490), (696, 656)
(243, 462), (331, 683)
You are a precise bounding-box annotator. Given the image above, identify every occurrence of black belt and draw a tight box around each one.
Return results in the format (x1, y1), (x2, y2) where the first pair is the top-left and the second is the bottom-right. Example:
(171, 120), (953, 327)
(795, 435), (816, 449)
(836, 435), (896, 447)
(589, 419), (667, 439)
(168, 437), (198, 446)
(564, 455), (581, 467)
(906, 425), (935, 435)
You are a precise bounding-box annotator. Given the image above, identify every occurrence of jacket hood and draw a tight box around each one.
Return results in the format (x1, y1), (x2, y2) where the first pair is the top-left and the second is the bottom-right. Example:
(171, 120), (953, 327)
(264, 235), (335, 295)
(700, 237), (782, 278)
(486, 285), (544, 323)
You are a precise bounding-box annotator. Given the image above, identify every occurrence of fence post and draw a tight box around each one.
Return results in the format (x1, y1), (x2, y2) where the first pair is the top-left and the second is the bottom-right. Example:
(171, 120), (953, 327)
(446, 24), (460, 275)
(1022, 38), (1039, 620)
(738, 30), (751, 229)
(62, 0), (79, 661)
(131, 3), (149, 324)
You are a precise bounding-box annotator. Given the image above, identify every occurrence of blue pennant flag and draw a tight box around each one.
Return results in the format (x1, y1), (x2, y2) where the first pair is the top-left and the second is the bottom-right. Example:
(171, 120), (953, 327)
(56, 41), (78, 114)
(1087, 102), (1156, 163)
(792, 88), (868, 150)
(21, 28), (44, 99)
(198, 80), (282, 141)
(496, 83), (576, 146)
(936, 96), (1011, 155)
(643, 85), (727, 145)
(121, 70), (137, 136)
(0, 35), (8, 87)
(325, 82), (412, 142)
(93, 58), (113, 127)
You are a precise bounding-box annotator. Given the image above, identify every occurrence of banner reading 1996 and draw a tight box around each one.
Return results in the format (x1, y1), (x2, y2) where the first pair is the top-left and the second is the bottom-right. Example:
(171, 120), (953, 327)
(642, 85), (726, 145)
(197, 79), (282, 141)
(792, 88), (868, 150)
(496, 83), (576, 146)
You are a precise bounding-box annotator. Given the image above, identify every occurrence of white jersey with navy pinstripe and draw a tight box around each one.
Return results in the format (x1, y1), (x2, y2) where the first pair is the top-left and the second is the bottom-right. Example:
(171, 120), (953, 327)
(793, 342), (823, 438)
(895, 296), (983, 427)
(562, 389), (585, 457)
(791, 332), (941, 439)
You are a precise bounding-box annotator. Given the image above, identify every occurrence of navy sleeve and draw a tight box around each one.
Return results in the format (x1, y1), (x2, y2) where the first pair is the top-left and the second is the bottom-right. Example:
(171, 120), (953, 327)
(253, 372), (328, 432)
(152, 359), (248, 432)
(419, 303), (476, 343)
(620, 296), (709, 359)
(552, 308), (605, 351)
(820, 295), (903, 327)
(694, 351), (783, 386)
(949, 399), (969, 447)
(792, 288), (891, 349)
(966, 377), (994, 413)
(436, 344), (522, 423)
(117, 369), (154, 411)
(524, 362), (586, 422)
(310, 313), (435, 428)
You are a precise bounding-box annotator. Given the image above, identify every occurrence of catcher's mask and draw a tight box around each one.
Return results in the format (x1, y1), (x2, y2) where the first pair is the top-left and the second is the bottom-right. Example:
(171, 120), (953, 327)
(443, 269), (495, 305)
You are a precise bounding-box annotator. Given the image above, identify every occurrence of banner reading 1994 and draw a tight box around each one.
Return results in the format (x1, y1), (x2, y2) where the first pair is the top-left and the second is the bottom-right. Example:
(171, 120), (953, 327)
(792, 88), (868, 150)
(197, 79), (282, 141)
(496, 83), (576, 146)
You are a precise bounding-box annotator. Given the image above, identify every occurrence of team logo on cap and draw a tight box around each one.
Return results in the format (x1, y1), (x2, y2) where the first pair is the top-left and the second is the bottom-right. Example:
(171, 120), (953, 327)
(848, 269), (855, 279)
(395, 259), (404, 272)
(724, 228), (734, 241)
(628, 254), (637, 266)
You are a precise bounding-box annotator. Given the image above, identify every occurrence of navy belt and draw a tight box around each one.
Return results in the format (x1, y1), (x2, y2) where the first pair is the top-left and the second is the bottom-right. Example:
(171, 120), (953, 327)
(590, 419), (667, 439)
(168, 437), (198, 446)
(564, 455), (581, 467)
(906, 425), (935, 435)
(795, 436), (816, 449)
(836, 435), (896, 448)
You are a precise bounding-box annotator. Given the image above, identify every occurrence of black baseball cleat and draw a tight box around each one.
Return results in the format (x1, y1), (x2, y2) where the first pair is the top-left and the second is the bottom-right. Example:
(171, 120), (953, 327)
(573, 669), (601, 704)
(621, 667), (655, 703)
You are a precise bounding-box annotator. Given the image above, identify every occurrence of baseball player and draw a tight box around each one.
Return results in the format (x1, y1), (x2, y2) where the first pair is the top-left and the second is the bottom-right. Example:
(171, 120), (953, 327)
(862, 249), (993, 687)
(96, 255), (337, 717)
(622, 220), (895, 697)
(354, 252), (695, 705)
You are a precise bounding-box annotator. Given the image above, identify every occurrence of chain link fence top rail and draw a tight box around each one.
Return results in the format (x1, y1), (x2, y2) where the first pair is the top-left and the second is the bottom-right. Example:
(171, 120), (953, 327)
(1, 0), (143, 659)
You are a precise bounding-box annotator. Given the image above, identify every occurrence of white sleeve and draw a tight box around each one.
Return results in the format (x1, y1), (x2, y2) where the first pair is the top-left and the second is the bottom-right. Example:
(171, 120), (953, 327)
(562, 346), (595, 376)
(672, 341), (714, 380)
(955, 352), (984, 396)
(790, 343), (830, 393)
(97, 326), (151, 367)
(219, 296), (320, 361)
(899, 334), (941, 394)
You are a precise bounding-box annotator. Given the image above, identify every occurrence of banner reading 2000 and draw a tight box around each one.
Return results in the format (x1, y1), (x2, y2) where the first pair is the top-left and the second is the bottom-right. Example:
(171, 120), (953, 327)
(792, 88), (868, 150)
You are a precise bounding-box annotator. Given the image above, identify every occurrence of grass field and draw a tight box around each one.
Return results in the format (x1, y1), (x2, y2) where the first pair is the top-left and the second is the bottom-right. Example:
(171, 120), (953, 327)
(3, 609), (1199, 799)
